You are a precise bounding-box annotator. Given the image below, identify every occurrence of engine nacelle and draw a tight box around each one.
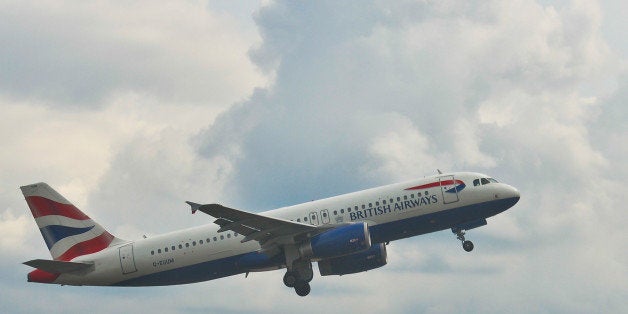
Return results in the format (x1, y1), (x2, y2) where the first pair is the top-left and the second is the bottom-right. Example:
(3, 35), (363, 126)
(318, 243), (388, 276)
(300, 222), (371, 259)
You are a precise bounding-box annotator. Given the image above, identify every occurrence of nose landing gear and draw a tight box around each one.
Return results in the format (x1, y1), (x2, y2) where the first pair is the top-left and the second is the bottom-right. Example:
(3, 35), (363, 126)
(452, 227), (474, 252)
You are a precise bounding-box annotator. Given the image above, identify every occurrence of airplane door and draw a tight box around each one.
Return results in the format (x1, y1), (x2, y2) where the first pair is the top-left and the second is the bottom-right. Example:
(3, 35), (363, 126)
(439, 175), (460, 204)
(320, 209), (330, 224)
(309, 212), (320, 226)
(119, 243), (137, 274)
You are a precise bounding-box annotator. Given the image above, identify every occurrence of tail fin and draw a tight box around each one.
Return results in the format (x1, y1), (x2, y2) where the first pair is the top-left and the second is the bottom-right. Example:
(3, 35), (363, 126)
(21, 182), (124, 261)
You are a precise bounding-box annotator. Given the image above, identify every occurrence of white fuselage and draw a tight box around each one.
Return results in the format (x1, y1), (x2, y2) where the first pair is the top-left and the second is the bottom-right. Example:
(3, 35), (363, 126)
(54, 172), (520, 286)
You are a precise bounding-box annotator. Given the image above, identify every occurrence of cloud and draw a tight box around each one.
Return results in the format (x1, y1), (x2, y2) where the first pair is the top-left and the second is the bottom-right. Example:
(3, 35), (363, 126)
(1, 0), (628, 313)
(194, 0), (627, 312)
(0, 0), (266, 107)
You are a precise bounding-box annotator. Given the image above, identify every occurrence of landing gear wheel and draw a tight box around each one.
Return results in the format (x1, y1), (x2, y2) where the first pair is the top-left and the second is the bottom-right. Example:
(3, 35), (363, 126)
(283, 271), (297, 288)
(301, 267), (314, 283)
(294, 282), (311, 297)
(463, 240), (474, 252)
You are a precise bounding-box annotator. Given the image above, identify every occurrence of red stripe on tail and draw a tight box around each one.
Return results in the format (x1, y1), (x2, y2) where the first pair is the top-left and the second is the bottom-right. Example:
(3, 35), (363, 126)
(25, 196), (90, 220)
(56, 232), (115, 261)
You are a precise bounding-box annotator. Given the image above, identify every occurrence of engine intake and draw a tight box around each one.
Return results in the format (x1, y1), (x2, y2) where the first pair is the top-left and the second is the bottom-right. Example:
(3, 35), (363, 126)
(318, 243), (387, 276)
(300, 222), (371, 259)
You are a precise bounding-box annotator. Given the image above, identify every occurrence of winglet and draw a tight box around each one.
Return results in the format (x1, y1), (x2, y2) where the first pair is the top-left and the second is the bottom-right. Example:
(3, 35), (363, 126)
(186, 201), (202, 214)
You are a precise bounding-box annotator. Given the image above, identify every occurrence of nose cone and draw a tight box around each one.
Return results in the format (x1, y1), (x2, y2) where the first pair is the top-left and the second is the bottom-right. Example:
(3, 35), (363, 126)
(501, 185), (520, 208)
(509, 186), (520, 201)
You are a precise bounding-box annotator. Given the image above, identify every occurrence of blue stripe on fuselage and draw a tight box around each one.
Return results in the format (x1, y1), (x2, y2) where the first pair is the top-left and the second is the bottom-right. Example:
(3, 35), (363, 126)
(369, 196), (519, 243)
(111, 197), (518, 286)
(112, 251), (284, 287)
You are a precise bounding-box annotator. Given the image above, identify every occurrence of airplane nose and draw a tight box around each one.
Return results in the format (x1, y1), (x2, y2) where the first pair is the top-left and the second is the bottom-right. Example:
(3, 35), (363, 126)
(495, 184), (520, 204)
(505, 185), (520, 203)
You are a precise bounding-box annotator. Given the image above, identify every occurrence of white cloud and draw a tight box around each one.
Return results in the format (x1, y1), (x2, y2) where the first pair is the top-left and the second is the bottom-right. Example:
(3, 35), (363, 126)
(367, 113), (442, 181)
(0, 0), (267, 106)
(1, 0), (628, 313)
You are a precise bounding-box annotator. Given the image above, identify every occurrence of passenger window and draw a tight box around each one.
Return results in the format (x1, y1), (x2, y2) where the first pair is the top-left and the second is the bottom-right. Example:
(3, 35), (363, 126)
(193, 241), (197, 246)
(297, 218), (301, 222)
(151, 250), (154, 255)
(179, 244), (183, 249)
(199, 240), (203, 244)
(362, 204), (365, 209)
(404, 195), (408, 200)
(382, 200), (386, 205)
(172, 246), (175, 251)
(158, 249), (161, 254)
(227, 234), (231, 238)
(234, 233), (238, 237)
(220, 235), (224, 240)
(333, 210), (338, 215)
(481, 178), (490, 185)
(340, 209), (344, 214)
(304, 217), (308, 222)
(213, 237), (217, 241)
(206, 238), (210, 243)
(410, 194), (414, 198)
(397, 197), (401, 201)
(322, 212), (327, 217)
(185, 243), (190, 248)
(389, 198), (394, 203)
(164, 247), (168, 252)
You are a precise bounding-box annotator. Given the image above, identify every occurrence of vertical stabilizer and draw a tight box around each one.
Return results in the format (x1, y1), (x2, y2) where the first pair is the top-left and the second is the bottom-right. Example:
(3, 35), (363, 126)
(21, 183), (124, 261)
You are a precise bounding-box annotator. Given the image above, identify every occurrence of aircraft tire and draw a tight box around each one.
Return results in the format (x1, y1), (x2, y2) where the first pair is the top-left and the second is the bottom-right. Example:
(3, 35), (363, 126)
(302, 267), (314, 283)
(283, 271), (297, 288)
(463, 240), (474, 252)
(294, 282), (311, 297)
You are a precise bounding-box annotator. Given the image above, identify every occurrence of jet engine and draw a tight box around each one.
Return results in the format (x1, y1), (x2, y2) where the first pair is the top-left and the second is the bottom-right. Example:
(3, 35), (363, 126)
(300, 222), (371, 259)
(318, 243), (387, 276)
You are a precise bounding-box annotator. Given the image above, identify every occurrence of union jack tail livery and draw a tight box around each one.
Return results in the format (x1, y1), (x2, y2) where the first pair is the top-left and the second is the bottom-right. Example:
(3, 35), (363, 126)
(21, 183), (123, 262)
(21, 183), (126, 283)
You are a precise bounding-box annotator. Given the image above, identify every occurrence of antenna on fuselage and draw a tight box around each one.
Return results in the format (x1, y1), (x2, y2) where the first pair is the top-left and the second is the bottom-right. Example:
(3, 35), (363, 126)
(437, 169), (443, 174)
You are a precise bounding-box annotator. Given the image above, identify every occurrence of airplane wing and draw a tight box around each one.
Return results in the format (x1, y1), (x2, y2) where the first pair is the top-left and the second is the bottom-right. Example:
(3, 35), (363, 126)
(186, 202), (335, 246)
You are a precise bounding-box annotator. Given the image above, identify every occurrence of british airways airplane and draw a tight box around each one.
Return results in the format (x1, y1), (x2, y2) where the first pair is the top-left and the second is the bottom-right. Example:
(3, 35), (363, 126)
(22, 172), (519, 296)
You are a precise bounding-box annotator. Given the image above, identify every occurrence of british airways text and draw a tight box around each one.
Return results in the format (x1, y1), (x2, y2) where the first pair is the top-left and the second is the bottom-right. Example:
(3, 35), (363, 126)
(349, 195), (438, 221)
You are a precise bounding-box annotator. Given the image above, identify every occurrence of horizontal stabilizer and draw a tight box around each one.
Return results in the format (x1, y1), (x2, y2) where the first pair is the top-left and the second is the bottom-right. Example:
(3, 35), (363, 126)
(23, 259), (94, 274)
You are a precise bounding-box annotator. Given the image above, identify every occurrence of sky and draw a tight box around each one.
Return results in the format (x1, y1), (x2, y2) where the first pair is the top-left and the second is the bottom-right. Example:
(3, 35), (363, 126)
(1, 0), (627, 313)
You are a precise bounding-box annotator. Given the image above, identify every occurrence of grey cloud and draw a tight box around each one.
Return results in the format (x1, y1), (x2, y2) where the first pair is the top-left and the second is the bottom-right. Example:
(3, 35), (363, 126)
(3, 0), (628, 313)
(195, 0), (627, 311)
(0, 1), (264, 107)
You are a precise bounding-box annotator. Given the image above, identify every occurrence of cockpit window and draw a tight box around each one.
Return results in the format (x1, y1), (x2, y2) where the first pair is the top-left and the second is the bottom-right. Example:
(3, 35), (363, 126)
(473, 179), (480, 186)
(488, 178), (498, 183)
(481, 178), (490, 185)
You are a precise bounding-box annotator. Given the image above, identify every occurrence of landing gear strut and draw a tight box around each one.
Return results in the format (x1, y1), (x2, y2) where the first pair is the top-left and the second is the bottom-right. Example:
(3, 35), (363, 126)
(452, 227), (474, 252)
(282, 258), (313, 296)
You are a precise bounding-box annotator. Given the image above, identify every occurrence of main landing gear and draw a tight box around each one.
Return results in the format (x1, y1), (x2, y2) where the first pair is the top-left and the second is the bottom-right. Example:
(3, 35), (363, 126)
(283, 259), (314, 297)
(452, 227), (474, 252)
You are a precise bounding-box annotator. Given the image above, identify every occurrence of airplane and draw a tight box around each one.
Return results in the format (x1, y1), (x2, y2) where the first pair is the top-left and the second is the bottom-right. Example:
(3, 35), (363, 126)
(21, 171), (519, 296)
